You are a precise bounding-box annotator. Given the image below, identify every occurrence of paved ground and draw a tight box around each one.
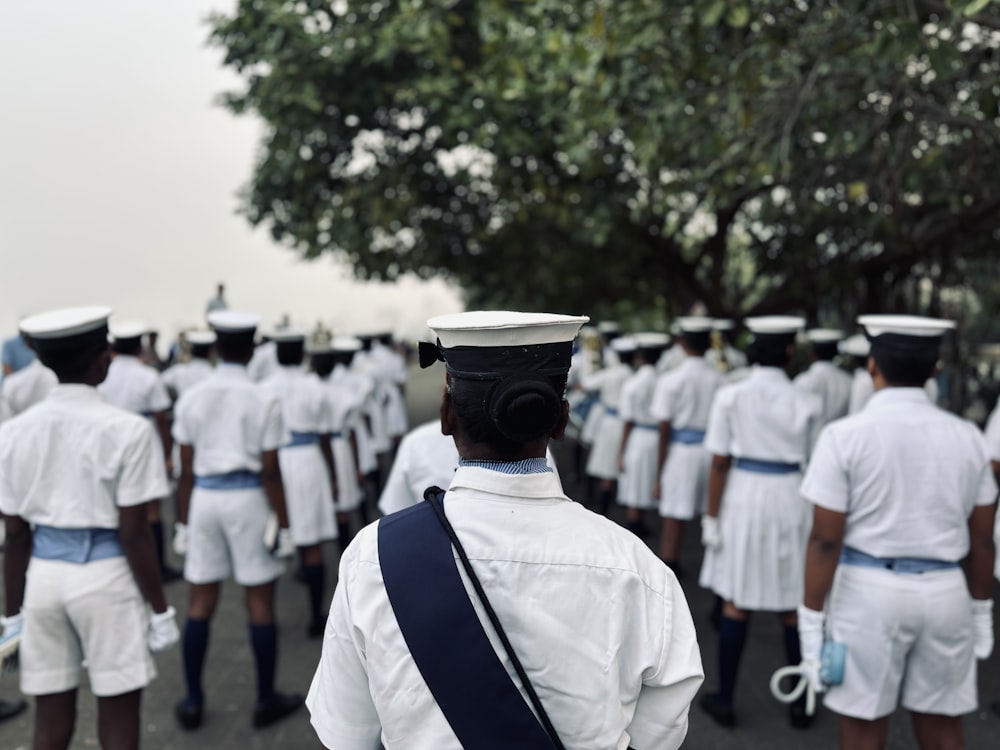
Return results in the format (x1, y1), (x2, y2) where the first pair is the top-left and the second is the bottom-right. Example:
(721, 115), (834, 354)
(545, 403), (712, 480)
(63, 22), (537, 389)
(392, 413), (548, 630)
(3, 363), (1000, 748)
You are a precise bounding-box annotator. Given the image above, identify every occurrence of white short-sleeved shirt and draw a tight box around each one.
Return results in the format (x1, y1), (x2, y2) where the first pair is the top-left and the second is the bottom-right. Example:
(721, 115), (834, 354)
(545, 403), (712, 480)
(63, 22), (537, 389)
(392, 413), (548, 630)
(0, 385), (169, 526)
(801, 388), (997, 561)
(581, 363), (633, 409)
(98, 354), (171, 415)
(161, 358), (214, 399)
(307, 467), (704, 750)
(247, 341), (279, 383)
(259, 367), (334, 435)
(656, 344), (686, 374)
(172, 363), (284, 476)
(984, 396), (1000, 463)
(651, 356), (723, 430)
(0, 359), (58, 423)
(793, 360), (852, 426)
(704, 366), (822, 463)
(619, 364), (659, 425)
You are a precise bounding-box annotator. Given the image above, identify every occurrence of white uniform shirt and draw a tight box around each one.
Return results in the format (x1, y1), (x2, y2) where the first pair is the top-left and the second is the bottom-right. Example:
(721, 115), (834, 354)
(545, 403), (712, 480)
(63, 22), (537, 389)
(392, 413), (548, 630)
(0, 385), (168, 526)
(308, 466), (704, 750)
(98, 354), (171, 415)
(0, 359), (58, 423)
(651, 356), (723, 430)
(581, 363), (632, 411)
(619, 364), (659, 427)
(704, 366), (822, 463)
(802, 388), (997, 560)
(161, 358), (214, 399)
(172, 364), (284, 476)
(793, 360), (852, 426)
(247, 341), (279, 383)
(984, 396), (1000, 463)
(259, 366), (334, 435)
(656, 344), (686, 374)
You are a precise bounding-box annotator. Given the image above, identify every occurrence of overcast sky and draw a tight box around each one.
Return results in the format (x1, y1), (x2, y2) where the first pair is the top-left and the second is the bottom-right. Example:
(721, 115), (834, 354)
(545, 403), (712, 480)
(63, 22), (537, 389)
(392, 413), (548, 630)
(0, 1), (461, 343)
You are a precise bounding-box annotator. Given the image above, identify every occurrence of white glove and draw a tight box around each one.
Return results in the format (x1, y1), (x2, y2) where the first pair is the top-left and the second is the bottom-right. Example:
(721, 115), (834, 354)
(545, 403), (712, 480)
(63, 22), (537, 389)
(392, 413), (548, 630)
(971, 599), (994, 660)
(274, 528), (296, 559)
(701, 515), (722, 549)
(1, 613), (22, 639)
(148, 606), (180, 652)
(797, 604), (826, 693)
(172, 523), (189, 556)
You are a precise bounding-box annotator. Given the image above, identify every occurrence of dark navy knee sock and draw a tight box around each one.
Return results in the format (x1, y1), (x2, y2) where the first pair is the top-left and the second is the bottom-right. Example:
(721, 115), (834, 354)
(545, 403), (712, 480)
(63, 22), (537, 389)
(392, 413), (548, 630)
(249, 623), (278, 706)
(182, 618), (210, 706)
(302, 564), (325, 624)
(717, 616), (749, 707)
(150, 521), (166, 569)
(783, 624), (802, 665)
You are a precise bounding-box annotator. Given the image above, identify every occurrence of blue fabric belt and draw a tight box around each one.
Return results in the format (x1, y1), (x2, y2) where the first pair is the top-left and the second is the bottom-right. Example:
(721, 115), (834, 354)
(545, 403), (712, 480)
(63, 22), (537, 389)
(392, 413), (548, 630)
(379, 495), (558, 749)
(604, 405), (619, 417)
(285, 431), (321, 448)
(33, 526), (124, 563)
(733, 457), (800, 475)
(633, 422), (658, 431)
(840, 546), (959, 574)
(194, 470), (263, 490)
(672, 428), (706, 445)
(329, 431), (343, 439)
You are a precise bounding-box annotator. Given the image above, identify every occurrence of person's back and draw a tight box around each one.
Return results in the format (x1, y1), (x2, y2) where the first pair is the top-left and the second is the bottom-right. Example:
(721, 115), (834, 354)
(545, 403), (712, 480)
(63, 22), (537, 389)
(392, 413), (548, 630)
(0, 358), (57, 423)
(99, 354), (170, 415)
(794, 360), (852, 426)
(377, 419), (458, 516)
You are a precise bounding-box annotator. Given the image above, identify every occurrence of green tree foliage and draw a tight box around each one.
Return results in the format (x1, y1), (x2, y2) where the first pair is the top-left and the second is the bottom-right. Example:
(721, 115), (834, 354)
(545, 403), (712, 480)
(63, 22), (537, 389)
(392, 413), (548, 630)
(210, 0), (1000, 322)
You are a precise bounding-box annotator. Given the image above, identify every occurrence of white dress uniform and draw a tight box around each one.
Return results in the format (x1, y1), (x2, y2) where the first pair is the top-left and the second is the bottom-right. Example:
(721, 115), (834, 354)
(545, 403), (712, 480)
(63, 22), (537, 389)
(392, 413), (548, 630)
(247, 340), (279, 383)
(371, 340), (409, 439)
(162, 358), (214, 399)
(172, 363), (286, 586)
(0, 384), (168, 696)
(98, 353), (171, 417)
(698, 366), (822, 610)
(334, 363), (379, 475)
(617, 362), (662, 509)
(656, 343), (686, 374)
(0, 358), (58, 423)
(260, 366), (337, 546)
(985, 396), (1000, 465)
(319, 374), (364, 513)
(354, 350), (392, 455)
(652, 356), (724, 520)
(801, 388), (997, 719)
(583, 361), (634, 480)
(793, 361), (852, 426)
(307, 466), (704, 750)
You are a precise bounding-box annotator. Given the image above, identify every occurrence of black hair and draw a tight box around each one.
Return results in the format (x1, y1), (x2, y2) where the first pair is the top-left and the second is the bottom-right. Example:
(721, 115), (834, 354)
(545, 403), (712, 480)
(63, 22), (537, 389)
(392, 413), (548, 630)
(311, 352), (336, 378)
(871, 347), (936, 387)
(111, 337), (142, 356)
(190, 343), (213, 360)
(216, 331), (256, 362)
(37, 340), (109, 383)
(682, 331), (711, 355)
(332, 351), (355, 367)
(747, 335), (793, 368)
(812, 341), (839, 361)
(449, 373), (567, 456)
(638, 346), (665, 364)
(616, 349), (637, 368)
(276, 340), (305, 366)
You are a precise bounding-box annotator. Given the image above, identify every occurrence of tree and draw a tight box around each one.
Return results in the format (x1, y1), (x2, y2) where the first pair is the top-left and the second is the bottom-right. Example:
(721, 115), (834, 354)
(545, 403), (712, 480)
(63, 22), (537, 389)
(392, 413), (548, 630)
(210, 0), (1000, 324)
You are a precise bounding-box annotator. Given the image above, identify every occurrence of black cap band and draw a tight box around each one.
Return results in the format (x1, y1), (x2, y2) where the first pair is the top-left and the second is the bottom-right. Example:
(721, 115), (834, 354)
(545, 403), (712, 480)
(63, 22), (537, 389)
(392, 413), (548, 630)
(29, 325), (109, 355)
(420, 340), (574, 381)
(868, 332), (943, 357)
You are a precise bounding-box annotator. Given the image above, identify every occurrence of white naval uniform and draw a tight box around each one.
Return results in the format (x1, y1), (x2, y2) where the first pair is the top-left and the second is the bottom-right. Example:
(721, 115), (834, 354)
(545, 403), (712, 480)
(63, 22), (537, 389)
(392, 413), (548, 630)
(0, 385), (168, 696)
(306, 466), (704, 750)
(651, 357), (723, 520)
(247, 340), (279, 383)
(371, 341), (409, 439)
(583, 363), (633, 480)
(334, 364), (379, 475)
(260, 367), (337, 547)
(986, 396), (1000, 577)
(0, 358), (58, 423)
(801, 388), (998, 719)
(698, 366), (822, 611)
(320, 374), (364, 513)
(354, 352), (392, 455)
(172, 364), (286, 586)
(161, 357), (214, 399)
(617, 364), (661, 509)
(793, 360), (852, 426)
(656, 344), (686, 374)
(98, 354), (171, 416)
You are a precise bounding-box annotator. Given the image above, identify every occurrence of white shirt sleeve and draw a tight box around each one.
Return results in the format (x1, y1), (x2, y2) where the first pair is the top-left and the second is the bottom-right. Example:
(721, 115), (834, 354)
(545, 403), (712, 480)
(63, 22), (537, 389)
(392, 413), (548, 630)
(984, 400), (1000, 463)
(117, 420), (170, 508)
(378, 442), (417, 515)
(702, 390), (732, 457)
(172, 395), (193, 445)
(149, 374), (172, 413)
(651, 378), (674, 424)
(800, 428), (850, 513)
(260, 396), (285, 452)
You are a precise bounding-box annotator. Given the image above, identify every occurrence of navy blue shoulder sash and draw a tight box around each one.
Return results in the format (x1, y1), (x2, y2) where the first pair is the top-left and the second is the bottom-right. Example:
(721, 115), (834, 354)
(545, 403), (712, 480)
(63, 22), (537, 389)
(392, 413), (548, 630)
(378, 490), (557, 750)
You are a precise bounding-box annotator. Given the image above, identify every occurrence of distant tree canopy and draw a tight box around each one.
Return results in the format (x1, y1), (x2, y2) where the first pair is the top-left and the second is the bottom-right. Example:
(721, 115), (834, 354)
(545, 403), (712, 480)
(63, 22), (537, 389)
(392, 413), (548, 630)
(210, 0), (1000, 325)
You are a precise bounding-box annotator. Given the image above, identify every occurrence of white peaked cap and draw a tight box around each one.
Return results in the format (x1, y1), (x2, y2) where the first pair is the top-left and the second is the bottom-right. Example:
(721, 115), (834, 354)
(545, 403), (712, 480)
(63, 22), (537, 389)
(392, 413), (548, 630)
(678, 316), (715, 333)
(109, 319), (150, 340)
(207, 310), (262, 333)
(20, 306), (112, 340)
(610, 335), (638, 353)
(426, 311), (589, 348)
(597, 321), (622, 335)
(745, 316), (805, 335)
(634, 332), (671, 348)
(186, 330), (217, 346)
(806, 329), (844, 343)
(857, 314), (955, 338)
(838, 334), (871, 357)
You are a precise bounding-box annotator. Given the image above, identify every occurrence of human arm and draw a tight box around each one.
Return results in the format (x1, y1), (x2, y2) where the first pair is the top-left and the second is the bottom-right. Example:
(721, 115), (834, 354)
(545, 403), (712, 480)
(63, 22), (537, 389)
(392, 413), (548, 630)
(964, 502), (996, 601)
(618, 422), (634, 474)
(705, 455), (731, 517)
(320, 435), (339, 500)
(153, 409), (173, 473)
(119, 503), (169, 614)
(654, 421), (672, 499)
(802, 506), (846, 611)
(176, 445), (194, 525)
(2, 515), (31, 617)
(261, 449), (290, 529)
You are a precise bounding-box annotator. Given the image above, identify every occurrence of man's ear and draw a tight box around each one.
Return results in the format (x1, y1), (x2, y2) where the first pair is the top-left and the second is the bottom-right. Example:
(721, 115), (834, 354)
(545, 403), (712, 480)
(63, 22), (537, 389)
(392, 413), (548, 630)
(550, 400), (570, 441)
(440, 383), (457, 437)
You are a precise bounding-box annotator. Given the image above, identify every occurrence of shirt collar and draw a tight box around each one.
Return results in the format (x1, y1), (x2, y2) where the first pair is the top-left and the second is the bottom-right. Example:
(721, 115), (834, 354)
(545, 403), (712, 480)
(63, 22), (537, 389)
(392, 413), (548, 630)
(448, 465), (567, 500)
(750, 365), (790, 383)
(866, 387), (930, 408)
(215, 362), (250, 380)
(48, 383), (101, 401)
(458, 457), (552, 474)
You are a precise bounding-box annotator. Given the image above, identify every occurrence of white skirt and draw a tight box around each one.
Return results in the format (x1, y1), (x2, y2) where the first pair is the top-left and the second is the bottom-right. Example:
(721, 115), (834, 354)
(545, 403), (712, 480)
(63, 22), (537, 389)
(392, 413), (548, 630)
(579, 399), (605, 446)
(368, 393), (392, 454)
(279, 445), (338, 546)
(698, 468), (809, 611)
(332, 435), (364, 512)
(617, 427), (659, 509)
(353, 418), (379, 474)
(384, 384), (408, 438)
(586, 412), (624, 480)
(658, 443), (710, 520)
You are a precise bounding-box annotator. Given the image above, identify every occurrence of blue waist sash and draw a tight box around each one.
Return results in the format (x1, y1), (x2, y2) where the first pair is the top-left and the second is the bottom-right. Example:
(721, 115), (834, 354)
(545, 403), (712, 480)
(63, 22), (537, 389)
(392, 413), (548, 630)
(733, 457), (800, 475)
(379, 498), (558, 749)
(840, 546), (959, 574)
(33, 526), (123, 563)
(633, 422), (658, 431)
(285, 431), (321, 448)
(329, 431), (343, 439)
(194, 470), (263, 490)
(603, 405), (619, 417)
(672, 428), (706, 445)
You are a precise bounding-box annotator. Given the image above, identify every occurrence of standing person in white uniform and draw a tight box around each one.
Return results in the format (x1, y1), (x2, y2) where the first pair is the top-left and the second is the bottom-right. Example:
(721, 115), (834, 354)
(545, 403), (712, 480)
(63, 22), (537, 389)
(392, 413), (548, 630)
(698, 316), (822, 729)
(652, 317), (724, 574)
(846, 334), (939, 413)
(0, 355), (57, 423)
(617, 333), (671, 537)
(372, 332), (409, 447)
(259, 330), (339, 637)
(306, 310), (704, 750)
(794, 329), (852, 427)
(354, 334), (393, 490)
(0, 306), (179, 749)
(798, 314), (996, 750)
(247, 336), (279, 383)
(583, 336), (636, 515)
(171, 311), (301, 731)
(99, 321), (179, 583)
(161, 330), (216, 400)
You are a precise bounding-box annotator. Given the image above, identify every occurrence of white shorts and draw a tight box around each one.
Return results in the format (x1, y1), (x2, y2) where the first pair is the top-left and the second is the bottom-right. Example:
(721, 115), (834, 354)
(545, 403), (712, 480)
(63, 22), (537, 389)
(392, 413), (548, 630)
(824, 564), (977, 720)
(279, 445), (337, 546)
(21, 557), (156, 697)
(185, 486), (286, 586)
